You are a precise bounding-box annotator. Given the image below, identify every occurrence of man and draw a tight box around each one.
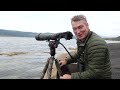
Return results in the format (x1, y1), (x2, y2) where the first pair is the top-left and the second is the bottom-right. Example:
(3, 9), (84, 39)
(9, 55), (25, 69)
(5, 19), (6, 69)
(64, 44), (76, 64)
(59, 15), (112, 79)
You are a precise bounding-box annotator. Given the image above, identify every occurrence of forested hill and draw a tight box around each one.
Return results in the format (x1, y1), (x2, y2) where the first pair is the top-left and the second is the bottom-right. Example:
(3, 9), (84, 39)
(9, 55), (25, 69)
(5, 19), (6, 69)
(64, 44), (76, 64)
(0, 29), (38, 37)
(104, 36), (120, 41)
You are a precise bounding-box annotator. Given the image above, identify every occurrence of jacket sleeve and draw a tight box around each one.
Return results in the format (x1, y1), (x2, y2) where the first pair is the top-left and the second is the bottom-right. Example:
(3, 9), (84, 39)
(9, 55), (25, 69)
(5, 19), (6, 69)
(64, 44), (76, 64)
(71, 42), (110, 79)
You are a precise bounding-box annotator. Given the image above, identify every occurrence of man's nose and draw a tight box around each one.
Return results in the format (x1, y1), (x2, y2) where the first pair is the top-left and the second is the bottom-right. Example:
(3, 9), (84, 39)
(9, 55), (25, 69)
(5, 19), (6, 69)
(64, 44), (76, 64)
(76, 29), (80, 34)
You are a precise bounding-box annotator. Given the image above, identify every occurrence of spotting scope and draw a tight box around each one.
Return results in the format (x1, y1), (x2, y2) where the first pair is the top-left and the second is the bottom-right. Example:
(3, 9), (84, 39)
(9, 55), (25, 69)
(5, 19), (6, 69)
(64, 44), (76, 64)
(35, 31), (73, 41)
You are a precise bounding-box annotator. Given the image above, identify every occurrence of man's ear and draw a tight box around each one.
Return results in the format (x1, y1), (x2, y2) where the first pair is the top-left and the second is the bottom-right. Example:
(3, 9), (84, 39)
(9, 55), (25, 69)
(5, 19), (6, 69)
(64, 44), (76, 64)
(86, 22), (89, 26)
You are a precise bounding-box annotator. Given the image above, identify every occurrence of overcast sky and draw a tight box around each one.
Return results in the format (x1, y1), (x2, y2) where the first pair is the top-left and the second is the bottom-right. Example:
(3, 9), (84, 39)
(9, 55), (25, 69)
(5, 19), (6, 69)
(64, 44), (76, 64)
(0, 11), (120, 37)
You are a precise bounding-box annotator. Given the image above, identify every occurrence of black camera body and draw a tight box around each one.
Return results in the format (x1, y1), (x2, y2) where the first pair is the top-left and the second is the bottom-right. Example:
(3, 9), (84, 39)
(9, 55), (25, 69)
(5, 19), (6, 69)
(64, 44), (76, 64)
(35, 31), (73, 41)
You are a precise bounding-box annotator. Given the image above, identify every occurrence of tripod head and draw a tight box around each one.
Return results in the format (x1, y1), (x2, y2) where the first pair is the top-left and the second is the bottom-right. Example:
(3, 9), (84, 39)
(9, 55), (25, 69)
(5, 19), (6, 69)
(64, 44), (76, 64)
(48, 40), (58, 57)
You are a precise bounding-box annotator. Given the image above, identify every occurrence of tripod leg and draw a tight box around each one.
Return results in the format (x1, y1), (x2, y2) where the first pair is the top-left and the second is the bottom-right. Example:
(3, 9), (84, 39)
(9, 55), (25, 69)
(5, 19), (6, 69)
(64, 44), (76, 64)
(46, 57), (54, 79)
(55, 59), (63, 78)
(40, 58), (50, 79)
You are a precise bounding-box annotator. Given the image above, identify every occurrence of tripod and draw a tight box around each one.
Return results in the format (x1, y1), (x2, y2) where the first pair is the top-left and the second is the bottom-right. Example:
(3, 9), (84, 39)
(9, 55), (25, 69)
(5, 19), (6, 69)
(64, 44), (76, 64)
(40, 40), (63, 79)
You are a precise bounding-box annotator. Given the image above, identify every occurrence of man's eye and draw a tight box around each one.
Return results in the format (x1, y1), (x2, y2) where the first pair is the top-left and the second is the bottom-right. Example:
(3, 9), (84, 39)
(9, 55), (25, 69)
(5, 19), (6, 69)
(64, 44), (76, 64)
(73, 28), (77, 30)
(78, 26), (82, 29)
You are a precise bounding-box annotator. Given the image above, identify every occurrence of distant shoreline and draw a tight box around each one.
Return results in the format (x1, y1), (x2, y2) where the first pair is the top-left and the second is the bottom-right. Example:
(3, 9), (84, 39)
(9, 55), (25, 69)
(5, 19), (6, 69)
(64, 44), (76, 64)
(0, 35), (36, 37)
(0, 29), (120, 40)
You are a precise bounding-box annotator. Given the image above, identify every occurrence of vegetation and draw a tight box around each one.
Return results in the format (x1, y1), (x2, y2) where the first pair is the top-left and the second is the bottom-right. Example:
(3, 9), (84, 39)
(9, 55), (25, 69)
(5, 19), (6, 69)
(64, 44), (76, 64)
(0, 29), (38, 37)
(104, 36), (120, 41)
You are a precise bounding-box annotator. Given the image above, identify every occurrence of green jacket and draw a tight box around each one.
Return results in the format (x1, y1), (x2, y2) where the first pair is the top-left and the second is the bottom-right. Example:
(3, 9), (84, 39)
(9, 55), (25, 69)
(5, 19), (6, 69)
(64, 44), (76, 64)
(66, 31), (112, 79)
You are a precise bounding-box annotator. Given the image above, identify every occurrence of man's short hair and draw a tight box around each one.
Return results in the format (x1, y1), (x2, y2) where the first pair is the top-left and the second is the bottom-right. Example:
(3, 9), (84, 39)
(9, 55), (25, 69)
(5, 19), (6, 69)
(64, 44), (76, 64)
(71, 15), (87, 23)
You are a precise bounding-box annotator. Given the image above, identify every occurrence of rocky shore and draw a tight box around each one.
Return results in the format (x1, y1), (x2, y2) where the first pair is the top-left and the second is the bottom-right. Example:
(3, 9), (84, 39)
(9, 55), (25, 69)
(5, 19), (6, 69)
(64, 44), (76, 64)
(108, 43), (120, 79)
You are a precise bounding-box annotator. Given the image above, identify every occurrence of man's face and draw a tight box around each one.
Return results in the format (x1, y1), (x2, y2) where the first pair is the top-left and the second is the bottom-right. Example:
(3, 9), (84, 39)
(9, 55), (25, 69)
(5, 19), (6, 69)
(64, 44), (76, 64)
(71, 20), (89, 41)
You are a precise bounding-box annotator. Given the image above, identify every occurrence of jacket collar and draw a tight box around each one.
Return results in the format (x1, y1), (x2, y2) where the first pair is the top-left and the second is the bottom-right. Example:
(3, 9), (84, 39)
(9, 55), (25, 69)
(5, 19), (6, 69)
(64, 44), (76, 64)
(77, 30), (92, 47)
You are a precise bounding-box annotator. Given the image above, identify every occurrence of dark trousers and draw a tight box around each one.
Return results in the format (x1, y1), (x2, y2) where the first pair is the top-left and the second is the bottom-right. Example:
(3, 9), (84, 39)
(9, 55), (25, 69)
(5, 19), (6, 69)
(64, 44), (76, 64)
(57, 63), (79, 78)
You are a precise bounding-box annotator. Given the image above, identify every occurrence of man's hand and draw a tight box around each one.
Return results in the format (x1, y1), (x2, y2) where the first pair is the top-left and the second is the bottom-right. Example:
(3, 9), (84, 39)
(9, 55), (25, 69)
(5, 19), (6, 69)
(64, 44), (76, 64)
(59, 60), (67, 67)
(60, 74), (71, 79)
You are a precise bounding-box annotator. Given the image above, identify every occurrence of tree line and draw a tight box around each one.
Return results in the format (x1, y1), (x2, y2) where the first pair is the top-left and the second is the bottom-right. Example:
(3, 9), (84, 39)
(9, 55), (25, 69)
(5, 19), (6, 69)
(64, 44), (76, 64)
(0, 29), (38, 37)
